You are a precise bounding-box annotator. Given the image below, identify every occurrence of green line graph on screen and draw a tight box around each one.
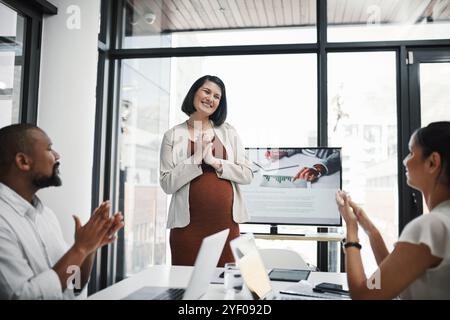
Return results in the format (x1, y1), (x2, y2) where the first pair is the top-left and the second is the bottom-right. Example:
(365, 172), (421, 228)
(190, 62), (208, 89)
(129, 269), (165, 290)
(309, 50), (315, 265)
(260, 174), (310, 188)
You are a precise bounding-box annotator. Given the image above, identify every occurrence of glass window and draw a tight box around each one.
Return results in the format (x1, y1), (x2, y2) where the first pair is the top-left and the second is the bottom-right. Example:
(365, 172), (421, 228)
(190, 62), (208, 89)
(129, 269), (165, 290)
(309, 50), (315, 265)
(0, 2), (25, 127)
(420, 62), (450, 125)
(119, 53), (318, 274)
(122, 0), (316, 48)
(328, 52), (398, 275)
(419, 61), (450, 215)
(170, 54), (317, 146)
(328, 0), (450, 42)
(119, 58), (171, 276)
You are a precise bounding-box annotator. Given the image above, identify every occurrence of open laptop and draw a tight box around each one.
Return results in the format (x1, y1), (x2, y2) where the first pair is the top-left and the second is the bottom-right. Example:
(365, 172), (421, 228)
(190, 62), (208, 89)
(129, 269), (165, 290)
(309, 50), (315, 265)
(123, 228), (229, 300)
(230, 233), (339, 300)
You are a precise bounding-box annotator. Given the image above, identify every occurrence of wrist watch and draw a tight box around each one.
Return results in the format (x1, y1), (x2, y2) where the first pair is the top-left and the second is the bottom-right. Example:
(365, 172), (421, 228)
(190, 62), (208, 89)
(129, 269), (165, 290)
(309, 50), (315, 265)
(313, 164), (326, 178)
(341, 238), (362, 253)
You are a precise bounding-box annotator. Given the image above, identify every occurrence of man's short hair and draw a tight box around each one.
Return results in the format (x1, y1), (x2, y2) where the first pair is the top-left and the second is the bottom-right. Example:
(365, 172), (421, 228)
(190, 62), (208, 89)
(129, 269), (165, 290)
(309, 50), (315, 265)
(0, 123), (42, 173)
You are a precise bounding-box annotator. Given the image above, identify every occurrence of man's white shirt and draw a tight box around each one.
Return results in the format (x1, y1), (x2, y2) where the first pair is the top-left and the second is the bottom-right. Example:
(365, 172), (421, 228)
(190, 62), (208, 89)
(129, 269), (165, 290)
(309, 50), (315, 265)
(0, 182), (86, 299)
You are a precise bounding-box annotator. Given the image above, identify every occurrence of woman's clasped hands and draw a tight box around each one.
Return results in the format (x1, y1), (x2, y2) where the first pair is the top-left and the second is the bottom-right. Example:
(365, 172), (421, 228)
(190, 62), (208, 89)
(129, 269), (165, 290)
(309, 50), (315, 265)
(193, 130), (217, 166)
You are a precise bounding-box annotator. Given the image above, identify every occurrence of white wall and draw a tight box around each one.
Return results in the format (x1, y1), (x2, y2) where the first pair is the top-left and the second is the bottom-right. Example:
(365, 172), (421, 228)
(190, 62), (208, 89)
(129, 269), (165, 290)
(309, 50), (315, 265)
(37, 0), (100, 244)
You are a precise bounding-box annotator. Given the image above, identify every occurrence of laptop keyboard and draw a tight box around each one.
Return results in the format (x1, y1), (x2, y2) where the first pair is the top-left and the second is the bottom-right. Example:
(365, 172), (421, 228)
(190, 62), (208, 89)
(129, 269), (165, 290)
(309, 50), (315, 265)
(154, 288), (186, 300)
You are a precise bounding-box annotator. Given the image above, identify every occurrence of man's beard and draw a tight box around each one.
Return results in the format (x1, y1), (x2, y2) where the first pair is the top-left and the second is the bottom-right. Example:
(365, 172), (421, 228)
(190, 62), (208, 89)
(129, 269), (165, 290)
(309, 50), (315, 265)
(32, 163), (62, 188)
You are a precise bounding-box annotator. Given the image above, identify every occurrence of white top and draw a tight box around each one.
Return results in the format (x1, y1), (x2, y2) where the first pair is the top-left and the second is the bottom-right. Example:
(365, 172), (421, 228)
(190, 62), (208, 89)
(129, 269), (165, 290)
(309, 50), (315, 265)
(159, 121), (253, 228)
(398, 199), (450, 300)
(0, 183), (85, 299)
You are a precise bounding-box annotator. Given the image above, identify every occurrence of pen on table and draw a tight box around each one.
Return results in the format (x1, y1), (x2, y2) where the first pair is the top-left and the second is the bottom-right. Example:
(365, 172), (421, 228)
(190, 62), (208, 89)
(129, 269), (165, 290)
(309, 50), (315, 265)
(279, 290), (332, 299)
(280, 290), (348, 298)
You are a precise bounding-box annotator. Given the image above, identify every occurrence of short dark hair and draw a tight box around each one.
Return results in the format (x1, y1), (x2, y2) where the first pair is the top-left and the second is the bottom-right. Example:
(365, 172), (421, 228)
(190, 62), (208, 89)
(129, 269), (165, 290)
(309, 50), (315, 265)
(414, 121), (450, 186)
(0, 123), (42, 173)
(181, 75), (227, 126)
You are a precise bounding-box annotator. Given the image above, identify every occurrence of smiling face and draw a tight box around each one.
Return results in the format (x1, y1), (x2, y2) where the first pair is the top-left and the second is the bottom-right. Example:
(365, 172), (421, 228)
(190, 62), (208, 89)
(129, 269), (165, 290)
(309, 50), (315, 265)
(403, 133), (427, 191)
(28, 129), (62, 189)
(192, 80), (222, 118)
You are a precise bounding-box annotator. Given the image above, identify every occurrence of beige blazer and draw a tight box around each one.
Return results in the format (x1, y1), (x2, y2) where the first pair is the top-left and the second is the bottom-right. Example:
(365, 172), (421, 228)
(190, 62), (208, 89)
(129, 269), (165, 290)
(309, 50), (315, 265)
(159, 121), (253, 228)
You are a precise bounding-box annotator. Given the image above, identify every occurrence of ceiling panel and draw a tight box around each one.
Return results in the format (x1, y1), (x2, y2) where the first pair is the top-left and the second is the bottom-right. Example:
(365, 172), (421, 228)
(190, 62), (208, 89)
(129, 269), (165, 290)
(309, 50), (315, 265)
(124, 0), (450, 35)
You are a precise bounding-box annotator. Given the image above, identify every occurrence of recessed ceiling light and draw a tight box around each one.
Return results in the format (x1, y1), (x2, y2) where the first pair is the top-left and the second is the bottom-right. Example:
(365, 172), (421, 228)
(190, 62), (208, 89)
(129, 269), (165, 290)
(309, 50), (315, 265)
(144, 12), (156, 24)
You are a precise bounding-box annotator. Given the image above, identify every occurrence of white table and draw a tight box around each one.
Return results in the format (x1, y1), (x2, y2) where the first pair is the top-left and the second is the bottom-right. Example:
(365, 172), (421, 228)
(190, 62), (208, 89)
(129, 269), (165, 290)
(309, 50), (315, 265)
(89, 265), (347, 300)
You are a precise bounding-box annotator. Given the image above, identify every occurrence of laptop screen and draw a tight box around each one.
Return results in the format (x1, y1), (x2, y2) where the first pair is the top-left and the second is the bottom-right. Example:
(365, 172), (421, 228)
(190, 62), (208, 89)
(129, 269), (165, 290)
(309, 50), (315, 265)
(183, 228), (230, 299)
(229, 234), (273, 299)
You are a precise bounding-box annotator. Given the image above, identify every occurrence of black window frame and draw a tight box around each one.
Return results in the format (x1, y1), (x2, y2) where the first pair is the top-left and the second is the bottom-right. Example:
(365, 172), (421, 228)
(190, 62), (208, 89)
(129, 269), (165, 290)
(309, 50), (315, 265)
(403, 48), (450, 226)
(92, 0), (450, 291)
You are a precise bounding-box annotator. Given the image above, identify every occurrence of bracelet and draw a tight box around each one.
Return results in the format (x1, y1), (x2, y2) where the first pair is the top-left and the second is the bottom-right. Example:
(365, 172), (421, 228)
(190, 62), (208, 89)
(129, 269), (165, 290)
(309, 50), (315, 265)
(344, 242), (362, 250)
(341, 238), (362, 253)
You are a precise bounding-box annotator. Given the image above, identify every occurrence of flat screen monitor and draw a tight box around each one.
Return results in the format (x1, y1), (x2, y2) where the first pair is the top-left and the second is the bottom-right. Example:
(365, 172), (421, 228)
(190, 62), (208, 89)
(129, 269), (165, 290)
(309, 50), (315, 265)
(241, 147), (342, 226)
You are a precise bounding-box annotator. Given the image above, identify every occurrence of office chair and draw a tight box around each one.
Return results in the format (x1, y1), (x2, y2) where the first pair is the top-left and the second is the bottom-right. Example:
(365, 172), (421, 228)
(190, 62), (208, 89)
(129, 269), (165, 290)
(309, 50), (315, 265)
(258, 248), (314, 270)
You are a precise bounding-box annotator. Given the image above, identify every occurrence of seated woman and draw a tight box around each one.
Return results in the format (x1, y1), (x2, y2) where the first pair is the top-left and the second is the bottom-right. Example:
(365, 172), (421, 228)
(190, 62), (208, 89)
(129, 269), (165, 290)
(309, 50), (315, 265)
(336, 121), (450, 299)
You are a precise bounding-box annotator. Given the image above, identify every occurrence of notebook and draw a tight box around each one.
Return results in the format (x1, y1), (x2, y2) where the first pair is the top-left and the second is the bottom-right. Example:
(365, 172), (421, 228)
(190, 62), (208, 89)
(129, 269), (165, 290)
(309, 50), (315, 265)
(123, 228), (229, 300)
